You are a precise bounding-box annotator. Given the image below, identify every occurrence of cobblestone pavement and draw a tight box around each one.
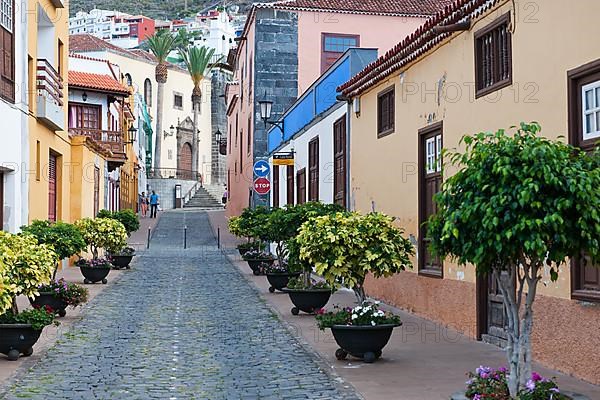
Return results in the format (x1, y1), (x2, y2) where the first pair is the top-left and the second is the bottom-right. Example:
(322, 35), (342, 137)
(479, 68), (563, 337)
(2, 211), (359, 400)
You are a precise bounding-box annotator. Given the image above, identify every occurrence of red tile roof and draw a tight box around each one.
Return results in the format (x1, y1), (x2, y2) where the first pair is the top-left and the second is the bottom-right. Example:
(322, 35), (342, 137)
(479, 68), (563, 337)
(68, 71), (131, 95)
(338, 0), (500, 97)
(256, 0), (453, 16)
(70, 34), (138, 58)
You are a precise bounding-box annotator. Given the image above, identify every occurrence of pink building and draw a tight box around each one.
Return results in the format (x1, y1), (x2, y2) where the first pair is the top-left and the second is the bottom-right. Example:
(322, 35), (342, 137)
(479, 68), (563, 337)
(225, 0), (451, 216)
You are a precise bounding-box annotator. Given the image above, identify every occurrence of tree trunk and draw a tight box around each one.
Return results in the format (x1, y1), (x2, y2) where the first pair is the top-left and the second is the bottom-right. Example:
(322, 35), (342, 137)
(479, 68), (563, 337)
(353, 285), (366, 304)
(154, 81), (165, 171)
(494, 263), (540, 397)
(10, 296), (18, 315)
(192, 93), (201, 180)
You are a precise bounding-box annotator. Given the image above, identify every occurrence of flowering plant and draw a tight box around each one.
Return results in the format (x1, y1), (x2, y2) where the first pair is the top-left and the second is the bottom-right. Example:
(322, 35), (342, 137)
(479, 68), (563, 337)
(76, 258), (112, 269)
(242, 250), (274, 261)
(315, 301), (401, 330)
(465, 367), (569, 400)
(37, 279), (89, 307)
(0, 306), (58, 330)
(110, 246), (136, 256)
(286, 276), (330, 290)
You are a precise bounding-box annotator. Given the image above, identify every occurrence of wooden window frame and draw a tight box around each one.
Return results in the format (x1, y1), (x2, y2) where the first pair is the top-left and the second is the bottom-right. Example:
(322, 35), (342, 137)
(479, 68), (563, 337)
(0, 0), (15, 103)
(568, 58), (600, 302)
(286, 165), (294, 205)
(377, 86), (395, 138)
(69, 102), (101, 130)
(173, 92), (183, 110)
(321, 33), (360, 73)
(418, 122), (444, 278)
(308, 137), (319, 202)
(474, 12), (512, 98)
(333, 115), (347, 208)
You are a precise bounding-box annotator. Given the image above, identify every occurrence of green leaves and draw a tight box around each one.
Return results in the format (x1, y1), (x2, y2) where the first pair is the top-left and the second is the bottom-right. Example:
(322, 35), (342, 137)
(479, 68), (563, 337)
(428, 122), (600, 277)
(21, 220), (86, 260)
(179, 45), (219, 88)
(146, 31), (177, 63)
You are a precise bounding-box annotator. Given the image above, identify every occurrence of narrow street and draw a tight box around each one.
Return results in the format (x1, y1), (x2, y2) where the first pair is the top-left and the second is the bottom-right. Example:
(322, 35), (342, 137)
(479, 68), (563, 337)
(2, 211), (358, 400)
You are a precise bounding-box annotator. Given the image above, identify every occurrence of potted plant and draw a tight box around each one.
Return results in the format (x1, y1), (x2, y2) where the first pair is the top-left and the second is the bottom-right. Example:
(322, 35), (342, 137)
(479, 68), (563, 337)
(242, 249), (275, 276)
(75, 218), (128, 284)
(21, 220), (88, 316)
(29, 279), (89, 318)
(0, 232), (58, 360)
(98, 209), (140, 268)
(228, 207), (271, 255)
(284, 276), (332, 315)
(265, 260), (301, 293)
(316, 301), (401, 363)
(297, 212), (413, 360)
(429, 123), (599, 397)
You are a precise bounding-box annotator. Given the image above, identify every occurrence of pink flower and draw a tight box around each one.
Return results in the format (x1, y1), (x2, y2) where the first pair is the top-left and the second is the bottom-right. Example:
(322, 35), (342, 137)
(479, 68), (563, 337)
(531, 372), (543, 382)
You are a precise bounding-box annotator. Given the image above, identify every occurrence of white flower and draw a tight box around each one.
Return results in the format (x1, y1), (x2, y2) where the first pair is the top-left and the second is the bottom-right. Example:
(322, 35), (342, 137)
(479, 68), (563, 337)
(375, 301), (380, 305)
(371, 321), (376, 326)
(352, 314), (358, 320)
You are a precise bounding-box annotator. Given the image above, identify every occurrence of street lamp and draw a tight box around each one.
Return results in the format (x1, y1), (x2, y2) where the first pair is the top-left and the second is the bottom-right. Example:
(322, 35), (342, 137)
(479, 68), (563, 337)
(258, 91), (284, 132)
(164, 124), (175, 138)
(215, 129), (227, 156)
(125, 124), (137, 144)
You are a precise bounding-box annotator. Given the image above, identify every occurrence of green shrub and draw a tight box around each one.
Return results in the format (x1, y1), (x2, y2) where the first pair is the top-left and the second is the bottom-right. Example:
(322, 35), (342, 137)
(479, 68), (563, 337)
(97, 209), (140, 235)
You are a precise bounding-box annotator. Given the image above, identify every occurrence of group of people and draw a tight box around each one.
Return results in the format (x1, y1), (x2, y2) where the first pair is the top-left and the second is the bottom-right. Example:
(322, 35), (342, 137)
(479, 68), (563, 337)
(140, 191), (160, 218)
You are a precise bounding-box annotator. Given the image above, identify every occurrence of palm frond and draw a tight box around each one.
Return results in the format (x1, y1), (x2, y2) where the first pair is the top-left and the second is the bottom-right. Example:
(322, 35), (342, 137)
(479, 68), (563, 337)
(179, 45), (223, 86)
(147, 32), (177, 63)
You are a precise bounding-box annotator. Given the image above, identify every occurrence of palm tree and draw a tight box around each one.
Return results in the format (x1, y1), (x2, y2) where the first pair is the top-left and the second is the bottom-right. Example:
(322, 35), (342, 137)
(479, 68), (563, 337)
(179, 45), (220, 180)
(147, 31), (176, 172)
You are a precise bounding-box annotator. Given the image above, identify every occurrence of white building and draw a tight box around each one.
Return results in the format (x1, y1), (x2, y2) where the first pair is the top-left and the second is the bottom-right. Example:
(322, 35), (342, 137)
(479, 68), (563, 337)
(0, 0), (29, 232)
(69, 9), (138, 49)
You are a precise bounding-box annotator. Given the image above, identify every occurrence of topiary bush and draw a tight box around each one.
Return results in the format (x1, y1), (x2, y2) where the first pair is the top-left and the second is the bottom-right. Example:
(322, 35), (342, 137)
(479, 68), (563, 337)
(75, 218), (128, 259)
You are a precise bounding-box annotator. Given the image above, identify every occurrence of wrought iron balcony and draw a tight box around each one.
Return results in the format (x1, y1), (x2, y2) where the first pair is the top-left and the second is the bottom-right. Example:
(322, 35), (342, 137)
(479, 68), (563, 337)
(36, 59), (64, 131)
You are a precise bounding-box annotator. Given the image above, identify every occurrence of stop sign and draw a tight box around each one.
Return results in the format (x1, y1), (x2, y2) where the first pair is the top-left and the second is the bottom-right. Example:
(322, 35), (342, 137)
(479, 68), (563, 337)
(254, 177), (271, 195)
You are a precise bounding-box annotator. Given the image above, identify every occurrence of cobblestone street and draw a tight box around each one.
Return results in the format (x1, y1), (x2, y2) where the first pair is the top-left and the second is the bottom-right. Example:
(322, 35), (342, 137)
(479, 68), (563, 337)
(1, 211), (358, 400)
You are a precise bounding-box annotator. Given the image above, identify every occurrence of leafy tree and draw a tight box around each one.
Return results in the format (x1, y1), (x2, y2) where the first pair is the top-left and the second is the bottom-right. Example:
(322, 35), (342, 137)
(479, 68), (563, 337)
(428, 123), (600, 396)
(75, 218), (128, 259)
(147, 31), (177, 170)
(179, 45), (219, 176)
(97, 209), (140, 236)
(21, 220), (87, 279)
(174, 28), (202, 51)
(298, 212), (414, 302)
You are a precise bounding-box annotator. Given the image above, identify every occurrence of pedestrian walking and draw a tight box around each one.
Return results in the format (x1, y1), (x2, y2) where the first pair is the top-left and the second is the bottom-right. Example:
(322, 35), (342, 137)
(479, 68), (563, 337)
(140, 192), (148, 218)
(222, 186), (228, 208)
(150, 191), (159, 218)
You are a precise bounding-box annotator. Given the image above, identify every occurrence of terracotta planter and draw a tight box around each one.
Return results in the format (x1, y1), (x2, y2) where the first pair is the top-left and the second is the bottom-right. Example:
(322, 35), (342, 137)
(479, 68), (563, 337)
(30, 292), (68, 317)
(0, 324), (42, 361)
(330, 324), (400, 363)
(80, 266), (111, 284)
(266, 272), (301, 293)
(282, 288), (332, 315)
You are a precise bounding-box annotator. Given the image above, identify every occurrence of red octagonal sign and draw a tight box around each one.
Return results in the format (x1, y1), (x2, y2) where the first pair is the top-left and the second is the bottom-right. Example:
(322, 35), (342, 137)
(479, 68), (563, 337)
(254, 177), (271, 195)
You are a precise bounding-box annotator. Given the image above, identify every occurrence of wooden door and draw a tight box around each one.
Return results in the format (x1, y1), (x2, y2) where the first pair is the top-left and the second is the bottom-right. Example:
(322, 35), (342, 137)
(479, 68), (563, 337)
(333, 116), (346, 208)
(286, 165), (294, 205)
(272, 166), (279, 208)
(487, 273), (508, 341)
(296, 168), (306, 205)
(48, 153), (57, 221)
(308, 137), (319, 202)
(179, 142), (192, 179)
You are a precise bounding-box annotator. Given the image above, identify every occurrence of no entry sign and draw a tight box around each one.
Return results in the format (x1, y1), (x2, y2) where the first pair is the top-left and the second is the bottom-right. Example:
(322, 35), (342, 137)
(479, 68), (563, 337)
(254, 177), (271, 195)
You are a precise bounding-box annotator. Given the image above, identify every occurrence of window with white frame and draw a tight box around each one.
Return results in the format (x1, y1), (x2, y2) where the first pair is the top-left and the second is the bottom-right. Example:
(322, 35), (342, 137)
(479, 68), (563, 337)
(582, 81), (600, 140)
(425, 134), (442, 174)
(0, 0), (12, 33)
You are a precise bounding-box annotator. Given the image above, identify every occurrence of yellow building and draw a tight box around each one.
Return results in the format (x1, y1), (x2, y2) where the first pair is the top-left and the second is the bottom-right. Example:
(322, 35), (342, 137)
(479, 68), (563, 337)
(339, 0), (600, 385)
(28, 0), (70, 222)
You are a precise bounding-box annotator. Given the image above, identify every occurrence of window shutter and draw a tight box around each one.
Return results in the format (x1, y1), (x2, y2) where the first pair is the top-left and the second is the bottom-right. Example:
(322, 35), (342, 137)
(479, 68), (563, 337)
(0, 24), (14, 102)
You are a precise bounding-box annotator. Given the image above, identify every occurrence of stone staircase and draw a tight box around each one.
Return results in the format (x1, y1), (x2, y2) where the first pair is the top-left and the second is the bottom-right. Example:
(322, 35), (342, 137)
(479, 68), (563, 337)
(184, 186), (224, 209)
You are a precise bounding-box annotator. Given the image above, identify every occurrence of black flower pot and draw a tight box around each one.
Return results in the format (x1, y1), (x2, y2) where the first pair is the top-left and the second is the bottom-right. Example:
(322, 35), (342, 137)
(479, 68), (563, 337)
(245, 259), (274, 276)
(282, 288), (332, 315)
(0, 324), (43, 361)
(266, 272), (301, 293)
(30, 292), (68, 317)
(330, 324), (400, 363)
(80, 266), (111, 284)
(111, 254), (134, 269)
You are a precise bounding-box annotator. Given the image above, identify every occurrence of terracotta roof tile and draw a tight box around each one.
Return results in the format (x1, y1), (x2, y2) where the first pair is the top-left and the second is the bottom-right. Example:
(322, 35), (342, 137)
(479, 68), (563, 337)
(70, 34), (138, 58)
(256, 0), (453, 16)
(338, 0), (500, 97)
(68, 71), (130, 95)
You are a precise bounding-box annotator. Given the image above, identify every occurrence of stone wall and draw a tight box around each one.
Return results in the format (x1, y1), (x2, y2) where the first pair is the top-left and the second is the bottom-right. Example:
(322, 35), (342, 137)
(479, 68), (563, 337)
(147, 178), (197, 210)
(211, 67), (231, 185)
(252, 8), (299, 207)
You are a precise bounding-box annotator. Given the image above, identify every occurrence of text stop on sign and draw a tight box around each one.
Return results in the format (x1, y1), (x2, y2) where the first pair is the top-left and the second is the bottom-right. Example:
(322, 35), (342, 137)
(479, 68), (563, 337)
(254, 177), (271, 195)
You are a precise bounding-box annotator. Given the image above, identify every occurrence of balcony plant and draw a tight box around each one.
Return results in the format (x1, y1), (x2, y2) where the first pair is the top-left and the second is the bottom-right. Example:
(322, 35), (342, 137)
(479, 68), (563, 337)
(297, 211), (413, 361)
(316, 301), (402, 363)
(429, 123), (600, 397)
(97, 209), (139, 269)
(0, 232), (58, 360)
(75, 218), (127, 284)
(21, 220), (88, 316)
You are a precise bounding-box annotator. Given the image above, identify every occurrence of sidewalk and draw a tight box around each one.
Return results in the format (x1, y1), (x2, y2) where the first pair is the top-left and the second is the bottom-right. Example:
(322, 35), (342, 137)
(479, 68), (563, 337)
(0, 216), (160, 390)
(207, 210), (600, 400)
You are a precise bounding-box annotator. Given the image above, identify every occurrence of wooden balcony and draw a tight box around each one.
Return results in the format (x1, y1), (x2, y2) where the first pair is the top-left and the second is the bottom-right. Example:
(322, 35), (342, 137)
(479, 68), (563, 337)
(36, 59), (64, 131)
(69, 127), (127, 170)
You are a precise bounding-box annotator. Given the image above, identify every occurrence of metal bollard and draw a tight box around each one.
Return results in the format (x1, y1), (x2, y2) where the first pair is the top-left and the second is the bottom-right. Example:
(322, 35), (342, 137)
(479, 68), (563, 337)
(184, 226), (187, 249)
(217, 227), (221, 249)
(147, 227), (151, 249)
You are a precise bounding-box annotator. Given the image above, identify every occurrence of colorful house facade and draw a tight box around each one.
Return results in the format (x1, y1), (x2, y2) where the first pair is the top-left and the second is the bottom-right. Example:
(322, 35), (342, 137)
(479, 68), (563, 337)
(338, 0), (600, 384)
(225, 0), (449, 216)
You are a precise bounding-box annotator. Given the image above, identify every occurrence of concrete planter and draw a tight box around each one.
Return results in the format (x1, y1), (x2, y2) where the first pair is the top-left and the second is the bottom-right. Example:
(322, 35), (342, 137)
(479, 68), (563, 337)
(245, 259), (274, 276)
(0, 324), (42, 361)
(266, 272), (301, 293)
(282, 288), (331, 315)
(111, 254), (134, 269)
(331, 324), (400, 363)
(80, 266), (111, 284)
